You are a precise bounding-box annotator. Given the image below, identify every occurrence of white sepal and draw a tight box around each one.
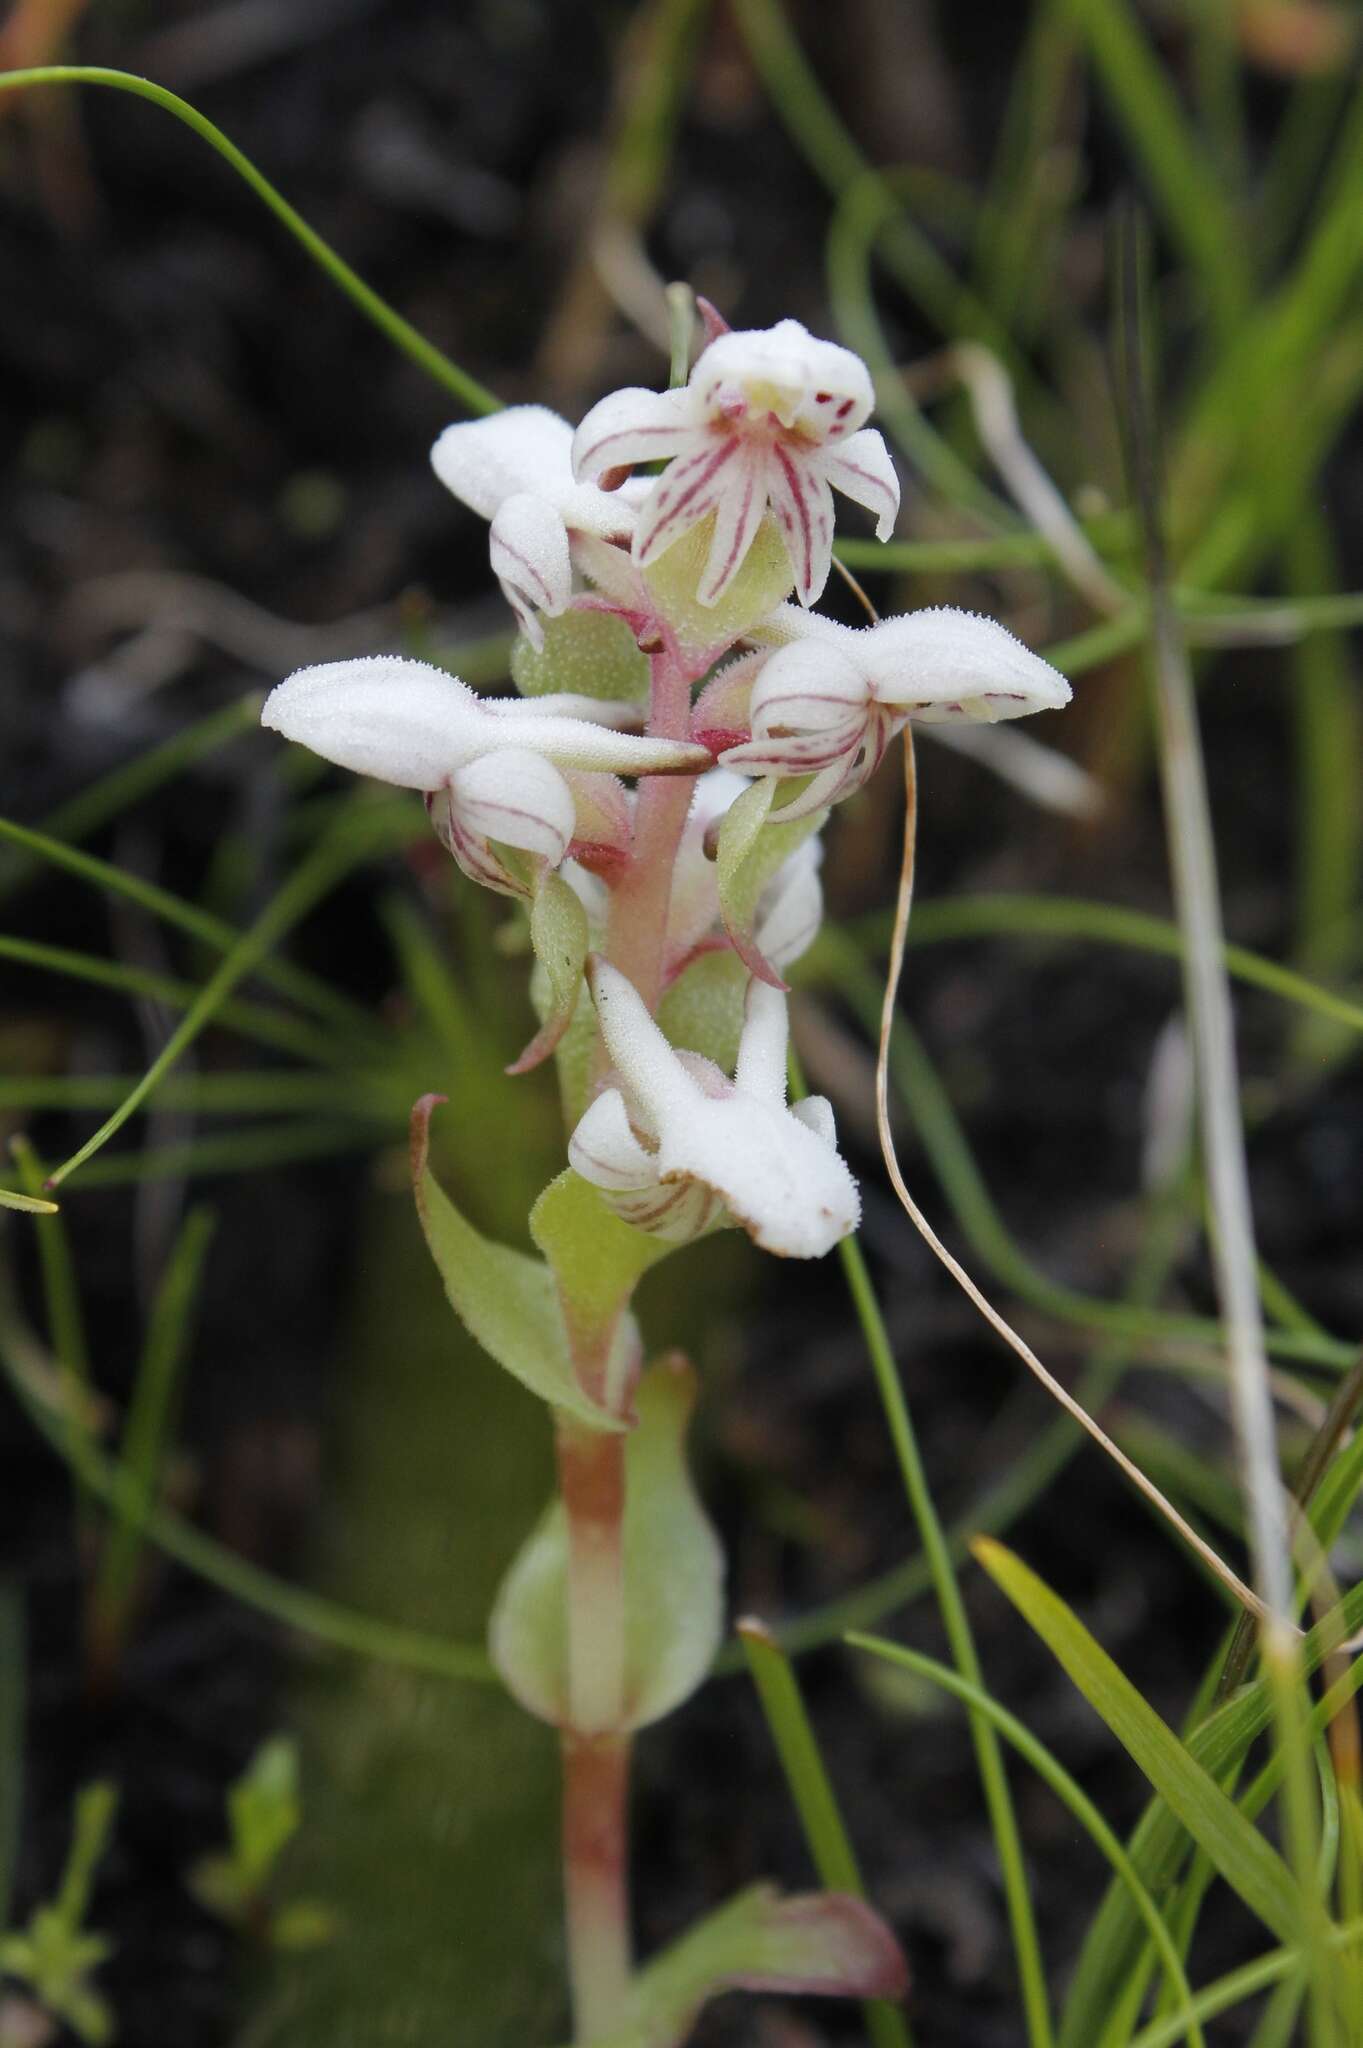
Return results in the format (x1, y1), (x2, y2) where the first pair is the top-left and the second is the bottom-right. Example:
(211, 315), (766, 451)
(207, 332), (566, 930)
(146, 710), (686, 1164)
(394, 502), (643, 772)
(571, 385), (701, 483)
(448, 749), (576, 868)
(857, 607), (1074, 722)
(488, 492), (573, 646)
(261, 657), (485, 788)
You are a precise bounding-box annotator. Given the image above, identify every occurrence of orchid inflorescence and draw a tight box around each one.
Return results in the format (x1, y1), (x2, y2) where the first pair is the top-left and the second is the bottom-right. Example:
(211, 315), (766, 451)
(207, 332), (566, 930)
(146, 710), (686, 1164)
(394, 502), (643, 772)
(261, 305), (1070, 2046)
(263, 310), (1068, 1257)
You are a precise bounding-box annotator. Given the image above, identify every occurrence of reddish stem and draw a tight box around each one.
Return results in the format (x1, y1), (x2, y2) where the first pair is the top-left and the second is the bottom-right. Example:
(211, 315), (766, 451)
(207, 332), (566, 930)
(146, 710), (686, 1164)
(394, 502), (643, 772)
(561, 1730), (632, 2037)
(602, 637), (702, 1014)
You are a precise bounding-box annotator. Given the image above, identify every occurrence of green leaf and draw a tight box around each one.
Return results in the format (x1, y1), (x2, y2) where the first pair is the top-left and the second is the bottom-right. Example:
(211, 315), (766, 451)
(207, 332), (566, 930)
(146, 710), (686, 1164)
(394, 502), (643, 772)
(229, 1737), (301, 1894)
(187, 1852), (249, 1926)
(975, 1540), (1301, 1943)
(642, 511), (794, 658)
(564, 1883), (907, 2048)
(510, 610), (648, 702)
(715, 779), (826, 986)
(489, 1359), (723, 1730)
(269, 1899), (340, 1952)
(529, 1171), (669, 1396)
(0, 1187), (59, 1215)
(509, 873), (590, 1076)
(410, 1098), (624, 1432)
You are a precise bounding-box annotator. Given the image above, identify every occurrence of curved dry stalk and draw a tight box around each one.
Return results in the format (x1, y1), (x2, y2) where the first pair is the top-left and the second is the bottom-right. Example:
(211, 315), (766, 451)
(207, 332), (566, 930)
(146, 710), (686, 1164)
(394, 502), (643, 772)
(874, 726), (1280, 1630)
(950, 343), (1129, 618)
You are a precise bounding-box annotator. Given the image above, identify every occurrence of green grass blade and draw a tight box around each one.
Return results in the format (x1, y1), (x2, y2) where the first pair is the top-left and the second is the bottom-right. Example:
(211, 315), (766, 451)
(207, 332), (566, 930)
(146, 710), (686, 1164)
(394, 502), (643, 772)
(835, 1229), (1055, 2047)
(975, 1540), (1300, 1942)
(0, 932), (344, 1067)
(826, 170), (1014, 524)
(50, 1121), (378, 1191)
(802, 933), (1355, 1375)
(855, 892), (1363, 1045)
(0, 68), (498, 414)
(1127, 1919), (1363, 2048)
(0, 693), (264, 902)
(10, 1136), (94, 1537)
(45, 819), (395, 1189)
(1052, 0), (1248, 336)
(89, 1207), (216, 1664)
(739, 1621), (912, 2048)
(849, 1634), (1205, 2048)
(0, 1281), (494, 1686)
(0, 1188), (59, 1216)
(0, 813), (382, 1046)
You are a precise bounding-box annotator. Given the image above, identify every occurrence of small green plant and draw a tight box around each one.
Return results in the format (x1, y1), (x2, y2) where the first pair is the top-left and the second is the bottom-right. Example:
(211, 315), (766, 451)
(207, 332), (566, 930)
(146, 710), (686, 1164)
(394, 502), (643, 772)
(0, 1782), (117, 2047)
(187, 1736), (335, 1952)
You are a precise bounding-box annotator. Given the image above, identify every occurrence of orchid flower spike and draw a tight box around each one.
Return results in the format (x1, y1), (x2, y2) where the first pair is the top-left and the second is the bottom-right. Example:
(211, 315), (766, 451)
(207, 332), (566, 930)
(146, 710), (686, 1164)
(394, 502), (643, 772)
(708, 606), (1072, 822)
(431, 406), (644, 646)
(571, 319), (900, 610)
(261, 655), (709, 898)
(568, 959), (859, 1258)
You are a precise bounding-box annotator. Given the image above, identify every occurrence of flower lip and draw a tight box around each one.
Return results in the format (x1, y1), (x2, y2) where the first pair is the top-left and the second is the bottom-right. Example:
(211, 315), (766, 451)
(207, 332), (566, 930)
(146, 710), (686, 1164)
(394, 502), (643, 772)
(572, 959), (859, 1259)
(691, 319), (874, 442)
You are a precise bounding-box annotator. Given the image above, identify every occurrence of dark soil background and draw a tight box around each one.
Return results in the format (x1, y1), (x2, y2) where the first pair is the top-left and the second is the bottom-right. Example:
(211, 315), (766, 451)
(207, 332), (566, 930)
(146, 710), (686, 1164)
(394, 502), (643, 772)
(2, 3), (1361, 2045)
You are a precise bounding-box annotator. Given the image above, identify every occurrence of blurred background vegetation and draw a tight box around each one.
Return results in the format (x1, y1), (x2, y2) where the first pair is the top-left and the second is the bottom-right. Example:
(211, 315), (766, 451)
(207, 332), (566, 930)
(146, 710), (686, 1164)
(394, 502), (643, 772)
(2, 2), (1363, 2043)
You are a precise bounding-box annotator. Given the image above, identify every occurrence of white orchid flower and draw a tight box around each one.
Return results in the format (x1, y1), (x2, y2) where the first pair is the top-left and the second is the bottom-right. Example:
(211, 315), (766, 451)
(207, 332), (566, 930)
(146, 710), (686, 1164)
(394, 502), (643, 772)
(664, 768), (823, 981)
(707, 606), (1072, 822)
(431, 406), (645, 645)
(570, 319), (900, 610)
(260, 655), (708, 898)
(568, 959), (858, 1258)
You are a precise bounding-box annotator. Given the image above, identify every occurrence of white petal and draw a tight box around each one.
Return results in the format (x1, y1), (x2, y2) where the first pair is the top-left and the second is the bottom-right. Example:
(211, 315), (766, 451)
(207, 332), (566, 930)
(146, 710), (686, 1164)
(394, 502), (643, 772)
(432, 407), (576, 518)
(449, 748), (576, 866)
(665, 769), (748, 957)
(756, 838), (823, 970)
(481, 702), (709, 778)
(749, 640), (869, 738)
(732, 980), (790, 1103)
(862, 609), (1073, 722)
(697, 448), (771, 604)
(817, 427), (901, 540)
(488, 493), (572, 645)
(691, 320), (873, 441)
(766, 445), (836, 606)
(633, 436), (748, 567)
(571, 386), (703, 481)
(587, 959), (703, 1129)
(261, 657), (484, 787)
(790, 1094), (837, 1146)
(568, 1087), (659, 1190)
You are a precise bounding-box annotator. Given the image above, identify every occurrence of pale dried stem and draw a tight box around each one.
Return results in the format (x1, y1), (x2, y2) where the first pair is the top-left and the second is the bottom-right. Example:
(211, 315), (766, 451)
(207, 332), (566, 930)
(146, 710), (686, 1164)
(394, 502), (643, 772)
(1146, 581), (1295, 1632)
(951, 343), (1129, 618)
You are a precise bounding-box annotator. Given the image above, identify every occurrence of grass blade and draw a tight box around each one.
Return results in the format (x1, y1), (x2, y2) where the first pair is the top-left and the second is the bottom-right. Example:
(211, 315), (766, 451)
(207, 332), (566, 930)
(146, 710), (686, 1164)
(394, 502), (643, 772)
(849, 1633), (1205, 2048)
(89, 1207), (217, 1675)
(0, 68), (498, 413)
(739, 1621), (912, 2048)
(975, 1539), (1299, 1941)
